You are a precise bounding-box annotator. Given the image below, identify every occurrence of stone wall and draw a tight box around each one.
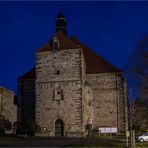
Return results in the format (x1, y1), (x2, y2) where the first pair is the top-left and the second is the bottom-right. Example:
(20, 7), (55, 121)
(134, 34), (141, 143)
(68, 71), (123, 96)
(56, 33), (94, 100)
(35, 48), (128, 136)
(83, 83), (93, 135)
(0, 86), (17, 132)
(116, 73), (127, 132)
(87, 73), (127, 133)
(36, 49), (87, 136)
(36, 49), (83, 82)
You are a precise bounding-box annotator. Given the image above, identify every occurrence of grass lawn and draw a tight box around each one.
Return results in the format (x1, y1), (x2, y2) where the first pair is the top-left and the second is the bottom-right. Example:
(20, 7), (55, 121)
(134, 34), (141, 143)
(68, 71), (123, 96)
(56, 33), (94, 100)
(68, 141), (148, 148)
(0, 134), (148, 147)
(68, 143), (148, 148)
(68, 143), (126, 147)
(0, 134), (27, 141)
(136, 143), (148, 148)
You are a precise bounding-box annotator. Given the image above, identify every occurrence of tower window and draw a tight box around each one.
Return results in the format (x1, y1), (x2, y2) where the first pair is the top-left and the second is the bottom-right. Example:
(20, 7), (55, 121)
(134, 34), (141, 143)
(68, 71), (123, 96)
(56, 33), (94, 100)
(53, 89), (64, 101)
(56, 70), (60, 75)
(57, 91), (61, 94)
(89, 102), (91, 106)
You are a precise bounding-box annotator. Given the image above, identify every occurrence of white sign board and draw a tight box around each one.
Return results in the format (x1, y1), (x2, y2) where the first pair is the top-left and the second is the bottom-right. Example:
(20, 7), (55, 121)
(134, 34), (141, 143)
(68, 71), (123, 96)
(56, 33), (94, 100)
(98, 127), (117, 134)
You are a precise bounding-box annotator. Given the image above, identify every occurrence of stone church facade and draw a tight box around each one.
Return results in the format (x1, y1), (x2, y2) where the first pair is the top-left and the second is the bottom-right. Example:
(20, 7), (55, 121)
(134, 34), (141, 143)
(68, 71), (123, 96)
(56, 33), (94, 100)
(18, 12), (128, 137)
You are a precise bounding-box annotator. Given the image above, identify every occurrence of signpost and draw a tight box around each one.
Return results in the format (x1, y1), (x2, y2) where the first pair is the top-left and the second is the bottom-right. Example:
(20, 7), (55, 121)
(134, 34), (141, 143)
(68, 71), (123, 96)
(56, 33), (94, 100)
(98, 127), (117, 134)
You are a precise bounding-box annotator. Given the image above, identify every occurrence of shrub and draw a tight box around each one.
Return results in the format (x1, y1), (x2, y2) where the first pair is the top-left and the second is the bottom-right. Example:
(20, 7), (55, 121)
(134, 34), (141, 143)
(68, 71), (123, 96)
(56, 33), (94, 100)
(16, 121), (41, 136)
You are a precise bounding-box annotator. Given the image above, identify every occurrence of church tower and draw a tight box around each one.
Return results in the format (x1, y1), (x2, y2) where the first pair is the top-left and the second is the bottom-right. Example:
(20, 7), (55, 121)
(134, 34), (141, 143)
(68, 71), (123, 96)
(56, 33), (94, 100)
(35, 12), (88, 137)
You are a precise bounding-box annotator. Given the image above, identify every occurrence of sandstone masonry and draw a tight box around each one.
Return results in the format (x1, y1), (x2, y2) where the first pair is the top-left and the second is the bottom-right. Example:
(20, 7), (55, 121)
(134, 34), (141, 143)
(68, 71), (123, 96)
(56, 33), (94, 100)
(0, 86), (17, 133)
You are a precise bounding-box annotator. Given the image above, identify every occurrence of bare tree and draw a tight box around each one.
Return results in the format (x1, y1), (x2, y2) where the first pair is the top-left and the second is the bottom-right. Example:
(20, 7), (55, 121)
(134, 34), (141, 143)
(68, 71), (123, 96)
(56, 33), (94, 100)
(127, 35), (148, 100)
(126, 35), (148, 131)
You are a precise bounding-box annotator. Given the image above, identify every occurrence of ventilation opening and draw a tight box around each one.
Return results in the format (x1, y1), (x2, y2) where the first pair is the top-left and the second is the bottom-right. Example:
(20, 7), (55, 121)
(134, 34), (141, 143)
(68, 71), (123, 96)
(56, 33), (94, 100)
(56, 70), (60, 75)
(57, 91), (61, 95)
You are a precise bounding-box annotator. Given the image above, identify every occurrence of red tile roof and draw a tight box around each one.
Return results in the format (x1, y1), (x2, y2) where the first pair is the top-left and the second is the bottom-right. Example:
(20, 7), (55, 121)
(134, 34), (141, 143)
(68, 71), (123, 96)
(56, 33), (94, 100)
(70, 37), (121, 73)
(19, 31), (121, 79)
(37, 31), (77, 52)
(18, 67), (35, 79)
(38, 31), (121, 73)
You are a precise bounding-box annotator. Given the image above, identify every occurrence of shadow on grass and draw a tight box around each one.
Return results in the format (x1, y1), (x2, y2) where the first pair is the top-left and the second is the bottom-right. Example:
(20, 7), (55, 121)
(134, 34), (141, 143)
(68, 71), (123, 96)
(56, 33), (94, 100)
(68, 142), (148, 148)
(0, 134), (27, 141)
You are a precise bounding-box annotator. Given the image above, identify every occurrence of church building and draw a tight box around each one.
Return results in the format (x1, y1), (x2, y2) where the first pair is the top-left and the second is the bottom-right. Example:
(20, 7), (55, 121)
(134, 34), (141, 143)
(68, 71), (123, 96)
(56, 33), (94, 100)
(17, 12), (128, 137)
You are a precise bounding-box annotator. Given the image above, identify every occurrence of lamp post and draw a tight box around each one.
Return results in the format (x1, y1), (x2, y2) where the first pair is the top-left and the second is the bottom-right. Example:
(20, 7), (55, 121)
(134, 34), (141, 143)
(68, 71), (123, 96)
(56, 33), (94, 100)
(129, 87), (136, 148)
(89, 118), (92, 137)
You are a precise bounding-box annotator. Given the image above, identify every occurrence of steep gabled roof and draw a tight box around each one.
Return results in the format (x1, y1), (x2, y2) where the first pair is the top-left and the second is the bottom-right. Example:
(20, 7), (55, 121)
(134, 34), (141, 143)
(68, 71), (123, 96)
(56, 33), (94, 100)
(18, 67), (35, 79)
(20, 31), (121, 79)
(70, 37), (121, 73)
(37, 31), (77, 52)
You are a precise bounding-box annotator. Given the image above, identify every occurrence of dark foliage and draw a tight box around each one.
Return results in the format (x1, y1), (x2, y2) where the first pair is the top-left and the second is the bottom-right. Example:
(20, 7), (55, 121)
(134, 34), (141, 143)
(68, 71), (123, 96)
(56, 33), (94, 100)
(131, 98), (148, 131)
(16, 120), (41, 136)
(0, 114), (12, 133)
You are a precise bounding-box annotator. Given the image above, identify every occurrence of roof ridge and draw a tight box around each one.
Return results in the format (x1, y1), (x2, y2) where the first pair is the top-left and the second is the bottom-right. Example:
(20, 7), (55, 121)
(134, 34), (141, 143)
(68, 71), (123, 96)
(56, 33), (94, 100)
(37, 31), (77, 53)
(70, 37), (122, 73)
(22, 33), (122, 79)
(18, 67), (35, 79)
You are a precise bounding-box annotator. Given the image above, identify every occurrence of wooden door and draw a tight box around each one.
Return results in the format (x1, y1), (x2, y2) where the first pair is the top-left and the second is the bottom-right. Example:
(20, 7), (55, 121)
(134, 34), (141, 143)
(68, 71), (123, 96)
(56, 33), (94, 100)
(55, 119), (64, 137)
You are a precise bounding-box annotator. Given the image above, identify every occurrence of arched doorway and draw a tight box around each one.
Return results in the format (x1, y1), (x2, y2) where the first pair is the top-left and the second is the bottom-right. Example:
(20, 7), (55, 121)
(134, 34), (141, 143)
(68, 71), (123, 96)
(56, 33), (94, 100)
(55, 119), (64, 137)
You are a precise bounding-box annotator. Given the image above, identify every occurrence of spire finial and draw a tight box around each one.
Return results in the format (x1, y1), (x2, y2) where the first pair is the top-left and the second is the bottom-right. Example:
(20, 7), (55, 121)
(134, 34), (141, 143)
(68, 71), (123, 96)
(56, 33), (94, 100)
(59, 8), (62, 13)
(56, 11), (67, 35)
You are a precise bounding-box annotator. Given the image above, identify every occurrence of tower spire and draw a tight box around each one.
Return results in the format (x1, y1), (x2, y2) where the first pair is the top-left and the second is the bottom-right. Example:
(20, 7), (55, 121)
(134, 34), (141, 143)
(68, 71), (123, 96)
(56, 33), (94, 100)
(56, 10), (67, 35)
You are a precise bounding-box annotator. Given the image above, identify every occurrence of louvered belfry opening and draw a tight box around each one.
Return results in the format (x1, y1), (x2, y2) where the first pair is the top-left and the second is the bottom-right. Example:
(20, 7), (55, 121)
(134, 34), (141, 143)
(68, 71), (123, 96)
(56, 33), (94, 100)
(56, 12), (67, 35)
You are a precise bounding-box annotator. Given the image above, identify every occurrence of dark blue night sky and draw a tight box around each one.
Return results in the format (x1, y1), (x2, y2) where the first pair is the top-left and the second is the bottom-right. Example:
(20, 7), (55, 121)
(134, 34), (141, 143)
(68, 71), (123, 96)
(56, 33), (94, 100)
(1, 1), (148, 93)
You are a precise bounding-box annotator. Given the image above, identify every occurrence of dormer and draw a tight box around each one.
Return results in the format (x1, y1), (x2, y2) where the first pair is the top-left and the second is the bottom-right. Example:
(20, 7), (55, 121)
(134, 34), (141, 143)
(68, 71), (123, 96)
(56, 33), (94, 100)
(53, 37), (60, 51)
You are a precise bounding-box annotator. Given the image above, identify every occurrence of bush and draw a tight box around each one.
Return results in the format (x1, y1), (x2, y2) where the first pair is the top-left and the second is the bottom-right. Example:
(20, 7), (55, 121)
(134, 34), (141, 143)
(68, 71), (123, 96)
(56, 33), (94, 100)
(16, 121), (41, 136)
(0, 114), (12, 133)
(16, 122), (32, 136)
(0, 127), (4, 134)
